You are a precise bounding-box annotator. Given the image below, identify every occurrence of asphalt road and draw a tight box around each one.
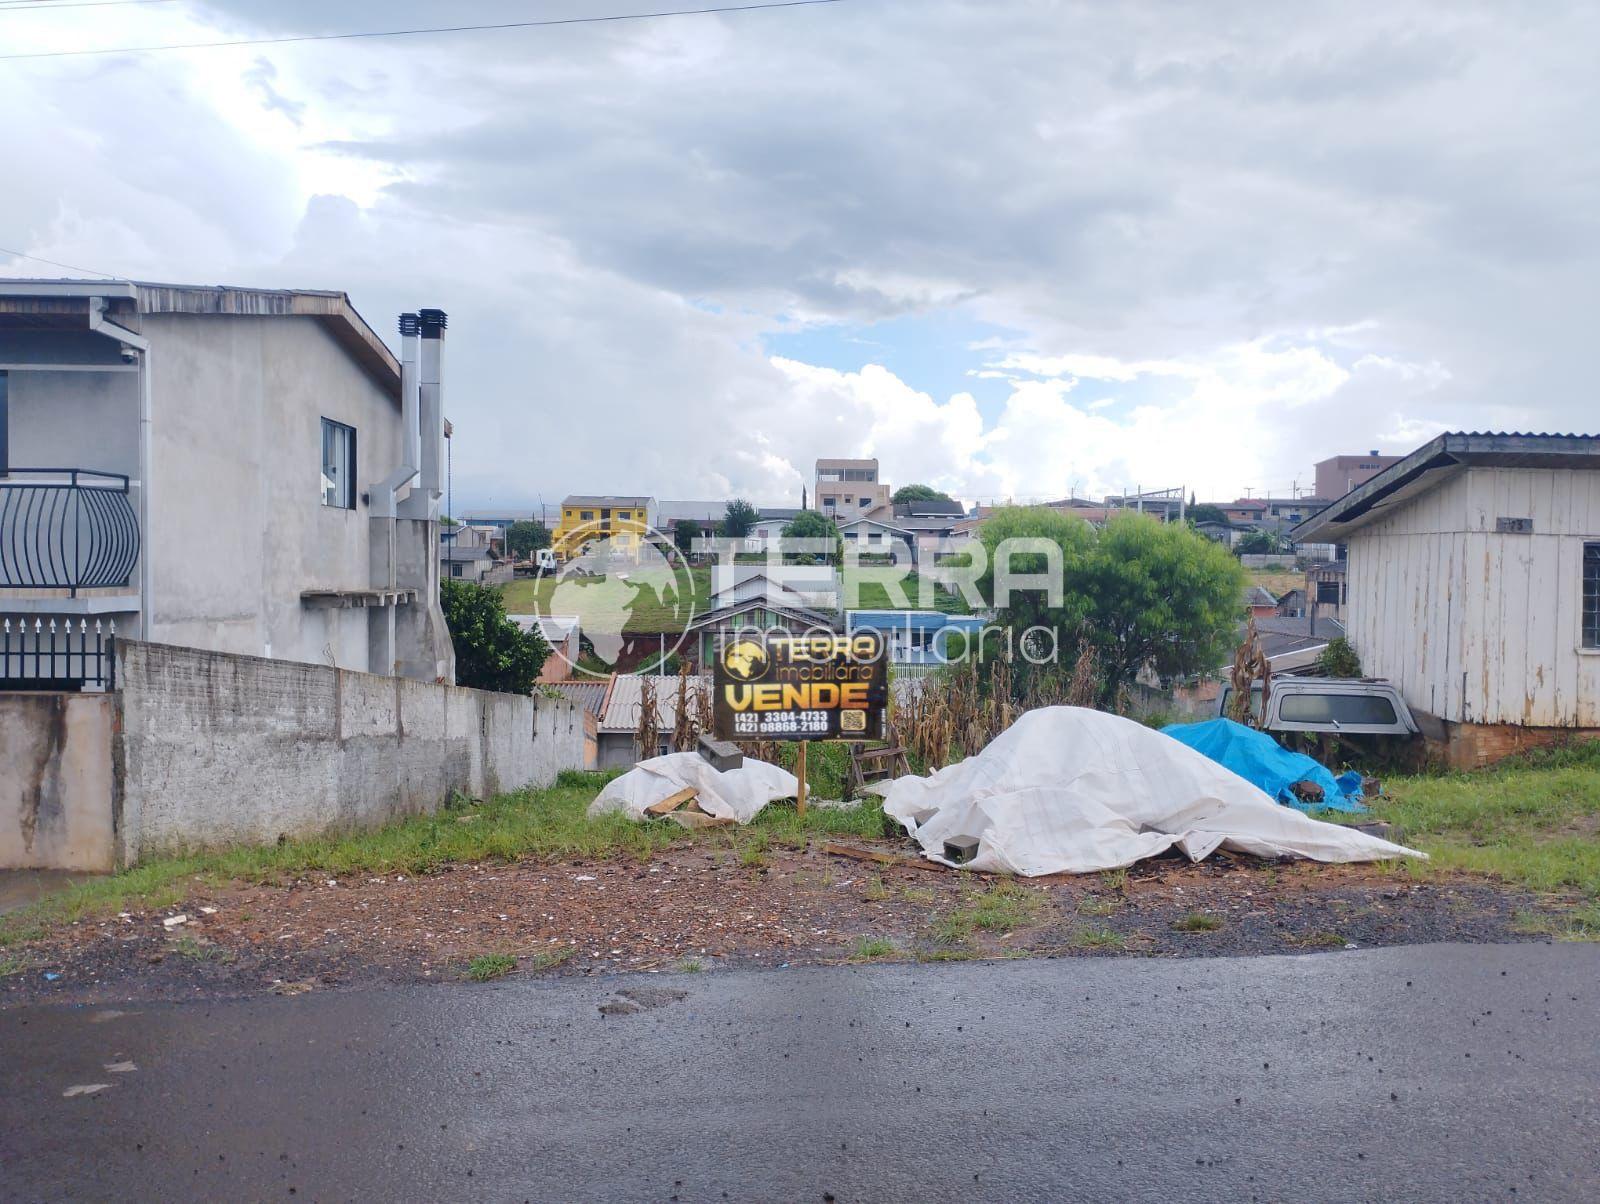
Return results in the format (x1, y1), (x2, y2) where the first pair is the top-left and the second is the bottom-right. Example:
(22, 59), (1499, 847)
(2, 943), (1597, 1203)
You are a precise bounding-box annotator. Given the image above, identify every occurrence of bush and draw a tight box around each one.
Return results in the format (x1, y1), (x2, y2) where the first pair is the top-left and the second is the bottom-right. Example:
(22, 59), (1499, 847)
(1316, 636), (1362, 678)
(440, 579), (549, 694)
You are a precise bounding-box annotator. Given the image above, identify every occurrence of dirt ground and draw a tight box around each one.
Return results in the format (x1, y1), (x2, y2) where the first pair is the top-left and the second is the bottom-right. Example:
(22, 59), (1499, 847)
(1, 839), (1562, 1007)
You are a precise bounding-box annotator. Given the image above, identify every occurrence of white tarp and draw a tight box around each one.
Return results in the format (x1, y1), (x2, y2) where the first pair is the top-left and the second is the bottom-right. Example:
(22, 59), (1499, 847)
(881, 706), (1424, 876)
(587, 752), (798, 825)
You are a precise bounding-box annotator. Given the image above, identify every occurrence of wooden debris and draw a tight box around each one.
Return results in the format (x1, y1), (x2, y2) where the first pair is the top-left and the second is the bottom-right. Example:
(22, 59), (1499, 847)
(822, 842), (944, 873)
(644, 787), (698, 817)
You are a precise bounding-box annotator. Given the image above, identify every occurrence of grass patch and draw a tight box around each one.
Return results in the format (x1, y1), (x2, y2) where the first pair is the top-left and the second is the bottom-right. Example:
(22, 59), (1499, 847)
(930, 881), (1045, 945)
(678, 958), (705, 973)
(1099, 868), (1129, 892)
(465, 953), (517, 981)
(1077, 895), (1119, 917)
(526, 945), (576, 971)
(0, 769), (893, 947)
(861, 874), (889, 902)
(1069, 926), (1125, 950)
(170, 936), (227, 961)
(1171, 912), (1224, 933)
(849, 936), (901, 961)
(0, 952), (31, 977)
(1366, 741), (1600, 901)
(498, 568), (711, 631)
(1288, 930), (1347, 949)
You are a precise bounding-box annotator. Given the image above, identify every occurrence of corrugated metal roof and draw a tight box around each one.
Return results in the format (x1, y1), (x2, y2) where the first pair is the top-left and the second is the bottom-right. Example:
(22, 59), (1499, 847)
(600, 673), (711, 733)
(544, 679), (612, 718)
(1296, 432), (1600, 541)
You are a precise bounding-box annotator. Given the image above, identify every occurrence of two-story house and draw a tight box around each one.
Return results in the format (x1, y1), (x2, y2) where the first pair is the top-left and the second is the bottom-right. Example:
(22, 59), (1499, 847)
(0, 279), (453, 686)
(551, 495), (658, 563)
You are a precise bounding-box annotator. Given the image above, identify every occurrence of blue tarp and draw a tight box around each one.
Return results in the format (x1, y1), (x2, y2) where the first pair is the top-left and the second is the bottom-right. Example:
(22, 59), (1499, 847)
(1161, 718), (1367, 813)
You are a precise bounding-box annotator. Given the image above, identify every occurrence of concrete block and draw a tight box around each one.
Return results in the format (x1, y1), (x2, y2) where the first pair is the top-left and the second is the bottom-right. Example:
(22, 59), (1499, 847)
(943, 835), (980, 864)
(697, 736), (743, 772)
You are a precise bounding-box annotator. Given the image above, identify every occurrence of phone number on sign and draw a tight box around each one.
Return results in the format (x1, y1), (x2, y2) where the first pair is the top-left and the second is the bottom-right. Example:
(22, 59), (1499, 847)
(731, 710), (832, 736)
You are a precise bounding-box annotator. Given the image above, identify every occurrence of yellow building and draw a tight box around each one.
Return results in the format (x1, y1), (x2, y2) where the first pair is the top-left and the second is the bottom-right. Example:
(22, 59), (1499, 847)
(551, 495), (657, 562)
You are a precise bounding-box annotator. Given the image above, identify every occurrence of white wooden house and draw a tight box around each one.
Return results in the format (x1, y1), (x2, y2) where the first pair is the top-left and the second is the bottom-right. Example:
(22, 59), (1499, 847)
(1295, 432), (1600, 766)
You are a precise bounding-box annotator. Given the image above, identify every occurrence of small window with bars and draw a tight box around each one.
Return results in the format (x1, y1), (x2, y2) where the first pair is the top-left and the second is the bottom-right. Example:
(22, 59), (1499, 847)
(1584, 541), (1600, 649)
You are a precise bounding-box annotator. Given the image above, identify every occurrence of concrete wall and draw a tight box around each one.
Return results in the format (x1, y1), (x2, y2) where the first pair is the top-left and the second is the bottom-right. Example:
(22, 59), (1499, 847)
(112, 640), (583, 863)
(0, 693), (116, 872)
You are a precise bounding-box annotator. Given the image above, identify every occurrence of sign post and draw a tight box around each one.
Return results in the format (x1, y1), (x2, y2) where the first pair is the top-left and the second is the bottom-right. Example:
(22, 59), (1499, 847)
(712, 630), (887, 814)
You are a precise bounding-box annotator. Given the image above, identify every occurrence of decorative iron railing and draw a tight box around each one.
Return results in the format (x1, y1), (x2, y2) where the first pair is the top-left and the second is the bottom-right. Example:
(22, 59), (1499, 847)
(0, 468), (140, 595)
(0, 616), (116, 690)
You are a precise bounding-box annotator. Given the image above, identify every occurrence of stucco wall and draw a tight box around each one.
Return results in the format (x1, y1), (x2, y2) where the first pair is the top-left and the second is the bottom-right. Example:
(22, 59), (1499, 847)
(0, 693), (116, 872)
(113, 641), (584, 865)
(139, 313), (406, 673)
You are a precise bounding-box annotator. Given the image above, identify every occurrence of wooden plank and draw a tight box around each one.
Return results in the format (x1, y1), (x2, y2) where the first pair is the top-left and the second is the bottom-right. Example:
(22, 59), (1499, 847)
(644, 787), (698, 816)
(822, 842), (945, 873)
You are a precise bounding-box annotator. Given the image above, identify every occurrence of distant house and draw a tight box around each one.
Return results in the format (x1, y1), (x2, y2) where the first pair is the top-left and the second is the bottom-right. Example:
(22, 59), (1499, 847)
(1275, 587), (1308, 618)
(1219, 499), (1268, 525)
(837, 514), (913, 561)
(846, 610), (987, 666)
(684, 598), (837, 669)
(1244, 585), (1278, 617)
(509, 614), (582, 682)
(551, 495), (657, 563)
(1295, 432), (1600, 765)
(815, 457), (891, 520)
(596, 673), (710, 769)
(744, 507), (805, 552)
(441, 542), (496, 583)
(710, 564), (838, 610)
(1315, 450), (1403, 501)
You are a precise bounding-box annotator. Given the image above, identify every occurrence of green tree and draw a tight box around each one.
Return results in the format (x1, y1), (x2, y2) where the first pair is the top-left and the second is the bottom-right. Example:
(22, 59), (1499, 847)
(1236, 529), (1286, 555)
(673, 518), (702, 554)
(505, 519), (551, 558)
(892, 483), (954, 505)
(1187, 503), (1229, 527)
(440, 579), (549, 694)
(721, 498), (760, 538)
(979, 508), (1244, 707)
(781, 510), (843, 564)
(1316, 636), (1363, 678)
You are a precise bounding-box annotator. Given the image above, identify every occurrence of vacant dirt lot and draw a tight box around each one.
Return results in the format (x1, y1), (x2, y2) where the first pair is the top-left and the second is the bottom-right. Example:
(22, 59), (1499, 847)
(1, 841), (1556, 1006)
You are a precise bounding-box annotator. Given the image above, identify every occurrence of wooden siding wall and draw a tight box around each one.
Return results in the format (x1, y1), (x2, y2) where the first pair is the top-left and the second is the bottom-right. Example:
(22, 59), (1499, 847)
(1346, 467), (1600, 726)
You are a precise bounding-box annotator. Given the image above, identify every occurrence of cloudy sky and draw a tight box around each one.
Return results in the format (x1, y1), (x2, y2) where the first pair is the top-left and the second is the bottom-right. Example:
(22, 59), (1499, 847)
(3, 0), (1596, 511)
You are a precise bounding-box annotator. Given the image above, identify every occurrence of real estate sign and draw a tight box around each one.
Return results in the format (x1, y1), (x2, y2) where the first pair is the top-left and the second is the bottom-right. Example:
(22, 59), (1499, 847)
(713, 631), (888, 742)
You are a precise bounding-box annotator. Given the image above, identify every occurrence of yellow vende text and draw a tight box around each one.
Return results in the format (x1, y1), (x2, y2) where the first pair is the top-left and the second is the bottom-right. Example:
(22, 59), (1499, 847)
(722, 682), (873, 712)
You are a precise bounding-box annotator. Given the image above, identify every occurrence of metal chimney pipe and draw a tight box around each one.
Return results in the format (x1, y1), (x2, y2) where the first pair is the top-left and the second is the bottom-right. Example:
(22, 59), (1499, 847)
(403, 308), (446, 519)
(373, 313), (422, 518)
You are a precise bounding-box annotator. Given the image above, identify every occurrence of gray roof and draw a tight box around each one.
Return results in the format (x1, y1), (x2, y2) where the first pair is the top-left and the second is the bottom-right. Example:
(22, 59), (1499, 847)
(1295, 432), (1600, 541)
(441, 544), (493, 562)
(544, 679), (611, 718)
(599, 673), (712, 733)
(563, 494), (653, 508)
(1244, 585), (1277, 607)
(893, 499), (966, 517)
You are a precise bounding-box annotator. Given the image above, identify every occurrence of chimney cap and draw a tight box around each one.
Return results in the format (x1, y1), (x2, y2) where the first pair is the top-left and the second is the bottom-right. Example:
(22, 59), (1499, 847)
(418, 308), (448, 337)
(399, 312), (420, 336)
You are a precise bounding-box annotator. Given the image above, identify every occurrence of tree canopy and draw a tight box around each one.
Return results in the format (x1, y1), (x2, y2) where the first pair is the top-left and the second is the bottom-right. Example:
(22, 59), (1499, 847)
(978, 508), (1244, 706)
(440, 579), (549, 695)
(1235, 529), (1287, 555)
(892, 483), (954, 505)
(1187, 503), (1230, 527)
(720, 498), (760, 537)
(673, 518), (702, 553)
(781, 510), (843, 564)
(505, 519), (551, 557)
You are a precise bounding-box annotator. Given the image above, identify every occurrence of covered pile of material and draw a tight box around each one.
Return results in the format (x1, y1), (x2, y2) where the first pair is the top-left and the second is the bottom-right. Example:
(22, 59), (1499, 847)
(879, 707), (1422, 876)
(1162, 718), (1367, 813)
(587, 752), (796, 826)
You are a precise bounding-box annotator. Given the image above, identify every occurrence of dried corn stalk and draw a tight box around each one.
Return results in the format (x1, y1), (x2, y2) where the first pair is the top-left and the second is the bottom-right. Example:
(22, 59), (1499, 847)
(1227, 617), (1271, 728)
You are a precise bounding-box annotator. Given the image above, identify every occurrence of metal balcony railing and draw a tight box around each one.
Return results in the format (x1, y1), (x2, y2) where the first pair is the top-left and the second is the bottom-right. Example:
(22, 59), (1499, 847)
(0, 468), (140, 595)
(1, 616), (116, 690)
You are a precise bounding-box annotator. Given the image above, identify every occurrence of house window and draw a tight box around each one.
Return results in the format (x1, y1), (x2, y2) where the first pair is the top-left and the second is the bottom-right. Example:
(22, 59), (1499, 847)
(1315, 581), (1341, 604)
(1584, 542), (1600, 648)
(320, 418), (355, 509)
(451, 563), (463, 578)
(580, 510), (594, 521)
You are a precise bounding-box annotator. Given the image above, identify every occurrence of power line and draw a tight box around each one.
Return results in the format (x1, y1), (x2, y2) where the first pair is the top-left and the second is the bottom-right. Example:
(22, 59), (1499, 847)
(0, 244), (120, 279)
(0, 0), (848, 61)
(0, 1), (185, 13)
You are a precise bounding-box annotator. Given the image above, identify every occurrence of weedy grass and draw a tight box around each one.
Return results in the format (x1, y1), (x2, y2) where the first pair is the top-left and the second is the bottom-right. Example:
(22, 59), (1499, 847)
(849, 936), (901, 961)
(0, 769), (892, 946)
(525, 945), (575, 971)
(1171, 912), (1224, 933)
(1076, 895), (1119, 917)
(931, 881), (1045, 945)
(1069, 926), (1125, 950)
(1352, 740), (1600, 910)
(465, 953), (517, 981)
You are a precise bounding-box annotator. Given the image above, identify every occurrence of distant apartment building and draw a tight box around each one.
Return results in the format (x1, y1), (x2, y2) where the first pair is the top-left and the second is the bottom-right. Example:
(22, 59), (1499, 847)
(1315, 450), (1402, 500)
(815, 457), (891, 519)
(551, 495), (658, 562)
